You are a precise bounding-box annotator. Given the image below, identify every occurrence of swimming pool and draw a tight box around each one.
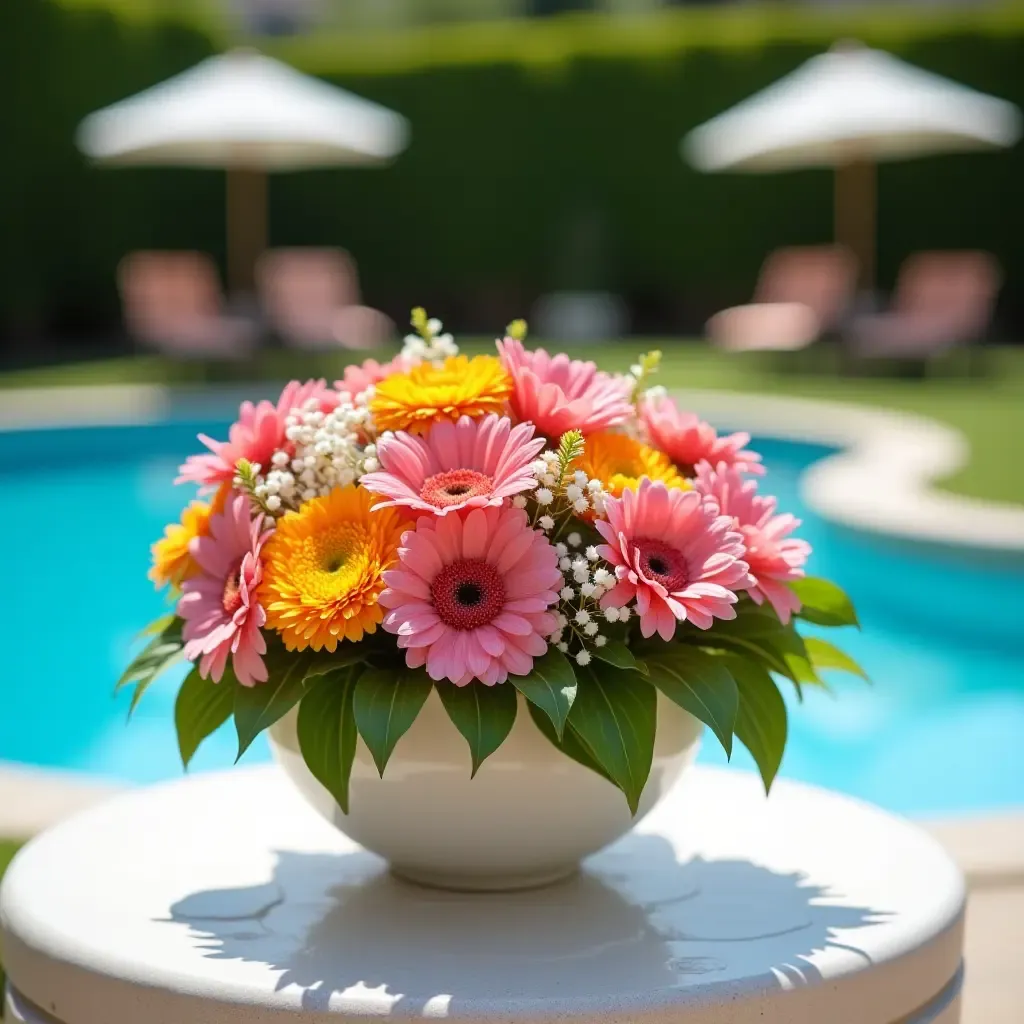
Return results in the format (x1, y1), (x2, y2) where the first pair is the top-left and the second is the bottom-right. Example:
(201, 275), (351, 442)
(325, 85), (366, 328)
(2, 413), (1022, 816)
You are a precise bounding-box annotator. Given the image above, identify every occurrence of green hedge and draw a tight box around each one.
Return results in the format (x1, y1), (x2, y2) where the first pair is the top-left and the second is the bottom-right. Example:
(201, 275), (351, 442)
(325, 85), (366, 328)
(2, 1), (1022, 344)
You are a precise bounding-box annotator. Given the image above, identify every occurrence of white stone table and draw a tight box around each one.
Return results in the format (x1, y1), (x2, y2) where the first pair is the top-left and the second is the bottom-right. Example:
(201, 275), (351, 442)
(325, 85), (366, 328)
(0, 766), (965, 1023)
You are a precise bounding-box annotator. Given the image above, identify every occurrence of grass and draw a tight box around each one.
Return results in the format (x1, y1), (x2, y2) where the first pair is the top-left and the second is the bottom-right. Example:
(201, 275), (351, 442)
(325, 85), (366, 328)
(274, 1), (1024, 77)
(1, 341), (1021, 505)
(0, 839), (23, 993)
(54, 0), (1024, 76)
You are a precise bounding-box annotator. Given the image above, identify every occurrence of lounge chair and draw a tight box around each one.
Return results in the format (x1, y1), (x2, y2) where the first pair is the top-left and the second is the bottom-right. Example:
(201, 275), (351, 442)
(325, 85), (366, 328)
(706, 245), (858, 354)
(256, 247), (394, 351)
(117, 251), (257, 359)
(846, 251), (1001, 369)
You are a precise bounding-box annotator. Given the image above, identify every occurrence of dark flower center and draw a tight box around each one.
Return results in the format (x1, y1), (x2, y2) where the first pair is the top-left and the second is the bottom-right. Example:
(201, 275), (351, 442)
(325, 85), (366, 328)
(431, 559), (506, 631)
(456, 581), (483, 606)
(635, 537), (689, 592)
(420, 469), (493, 509)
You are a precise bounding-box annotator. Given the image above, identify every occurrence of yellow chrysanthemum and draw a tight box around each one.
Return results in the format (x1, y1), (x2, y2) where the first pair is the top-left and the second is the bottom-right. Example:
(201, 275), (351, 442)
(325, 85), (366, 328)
(576, 431), (690, 499)
(149, 484), (229, 589)
(260, 485), (412, 652)
(369, 355), (513, 436)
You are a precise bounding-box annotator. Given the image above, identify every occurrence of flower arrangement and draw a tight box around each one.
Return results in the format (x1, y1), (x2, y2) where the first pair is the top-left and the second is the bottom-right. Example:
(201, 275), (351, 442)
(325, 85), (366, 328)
(123, 311), (863, 814)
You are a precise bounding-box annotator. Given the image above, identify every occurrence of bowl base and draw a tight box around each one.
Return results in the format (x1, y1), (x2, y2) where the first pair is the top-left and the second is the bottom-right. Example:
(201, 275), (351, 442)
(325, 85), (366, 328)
(389, 862), (581, 893)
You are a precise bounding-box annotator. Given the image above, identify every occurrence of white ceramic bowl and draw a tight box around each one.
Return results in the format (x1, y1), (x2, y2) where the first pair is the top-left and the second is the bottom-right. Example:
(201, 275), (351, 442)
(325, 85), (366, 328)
(269, 689), (702, 891)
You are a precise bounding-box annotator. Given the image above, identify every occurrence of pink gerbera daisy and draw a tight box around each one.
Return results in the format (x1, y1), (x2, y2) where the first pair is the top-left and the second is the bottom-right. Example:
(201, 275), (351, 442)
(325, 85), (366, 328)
(496, 336), (632, 437)
(695, 462), (811, 624)
(640, 395), (764, 477)
(360, 414), (544, 517)
(596, 478), (751, 640)
(378, 506), (562, 686)
(335, 355), (409, 402)
(177, 379), (338, 489)
(178, 493), (272, 686)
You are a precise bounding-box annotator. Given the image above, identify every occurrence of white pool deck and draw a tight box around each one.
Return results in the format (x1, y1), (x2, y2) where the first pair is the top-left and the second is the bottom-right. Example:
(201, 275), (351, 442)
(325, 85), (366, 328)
(2, 383), (1023, 1020)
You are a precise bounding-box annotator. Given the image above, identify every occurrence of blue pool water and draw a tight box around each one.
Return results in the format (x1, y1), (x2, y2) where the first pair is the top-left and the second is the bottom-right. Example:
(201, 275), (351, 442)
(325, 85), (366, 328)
(2, 414), (1023, 816)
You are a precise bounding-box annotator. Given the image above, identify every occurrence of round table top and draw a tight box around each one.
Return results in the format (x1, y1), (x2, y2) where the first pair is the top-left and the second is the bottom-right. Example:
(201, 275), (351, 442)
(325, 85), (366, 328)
(1, 766), (965, 1024)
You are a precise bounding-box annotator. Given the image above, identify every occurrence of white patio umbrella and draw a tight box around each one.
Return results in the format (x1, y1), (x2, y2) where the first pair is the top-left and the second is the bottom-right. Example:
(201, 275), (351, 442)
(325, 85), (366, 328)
(682, 42), (1021, 288)
(77, 50), (409, 293)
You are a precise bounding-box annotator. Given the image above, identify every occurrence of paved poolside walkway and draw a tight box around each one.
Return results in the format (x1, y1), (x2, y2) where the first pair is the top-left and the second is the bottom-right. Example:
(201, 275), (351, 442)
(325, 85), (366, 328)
(925, 813), (1024, 1022)
(0, 763), (123, 838)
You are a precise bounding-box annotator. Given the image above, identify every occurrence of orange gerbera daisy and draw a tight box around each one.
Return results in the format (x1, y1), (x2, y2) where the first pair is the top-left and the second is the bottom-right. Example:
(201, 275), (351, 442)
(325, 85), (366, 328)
(149, 484), (229, 589)
(369, 355), (513, 436)
(576, 431), (689, 499)
(260, 485), (412, 651)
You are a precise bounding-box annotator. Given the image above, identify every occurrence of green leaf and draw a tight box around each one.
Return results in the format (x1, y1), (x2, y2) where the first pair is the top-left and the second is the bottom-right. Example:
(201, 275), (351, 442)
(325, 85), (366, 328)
(526, 702), (616, 785)
(304, 646), (370, 680)
(352, 668), (433, 776)
(509, 647), (577, 739)
(703, 624), (821, 695)
(696, 598), (782, 638)
(234, 654), (309, 761)
(724, 656), (788, 793)
(642, 646), (738, 757)
(174, 667), (235, 769)
(297, 666), (362, 814)
(122, 650), (184, 720)
(592, 640), (648, 676)
(567, 662), (657, 815)
(127, 675), (163, 719)
(791, 577), (860, 628)
(117, 619), (186, 718)
(679, 606), (799, 684)
(698, 633), (790, 677)
(767, 631), (822, 688)
(436, 681), (518, 777)
(805, 637), (869, 681)
(135, 613), (177, 640)
(116, 637), (183, 692)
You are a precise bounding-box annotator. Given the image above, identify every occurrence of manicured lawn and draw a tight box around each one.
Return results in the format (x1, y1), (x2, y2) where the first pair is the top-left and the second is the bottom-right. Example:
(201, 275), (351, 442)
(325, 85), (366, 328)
(2, 341), (1021, 505)
(0, 839), (23, 992)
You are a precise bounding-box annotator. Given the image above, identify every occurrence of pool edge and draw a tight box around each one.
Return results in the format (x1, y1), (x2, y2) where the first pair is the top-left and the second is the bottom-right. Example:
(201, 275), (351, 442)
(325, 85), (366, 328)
(0, 762), (126, 839)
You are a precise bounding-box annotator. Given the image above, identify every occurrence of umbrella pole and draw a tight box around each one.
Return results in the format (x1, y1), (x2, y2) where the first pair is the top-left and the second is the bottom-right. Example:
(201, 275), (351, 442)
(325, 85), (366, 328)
(834, 158), (876, 295)
(226, 168), (267, 298)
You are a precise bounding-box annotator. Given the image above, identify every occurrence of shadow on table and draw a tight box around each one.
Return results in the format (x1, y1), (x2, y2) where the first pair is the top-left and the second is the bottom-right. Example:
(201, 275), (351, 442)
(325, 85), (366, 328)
(165, 833), (886, 1014)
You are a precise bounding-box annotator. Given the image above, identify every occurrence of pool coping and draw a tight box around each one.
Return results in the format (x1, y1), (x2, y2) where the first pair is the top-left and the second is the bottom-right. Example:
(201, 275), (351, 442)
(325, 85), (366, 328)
(0, 762), (125, 839)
